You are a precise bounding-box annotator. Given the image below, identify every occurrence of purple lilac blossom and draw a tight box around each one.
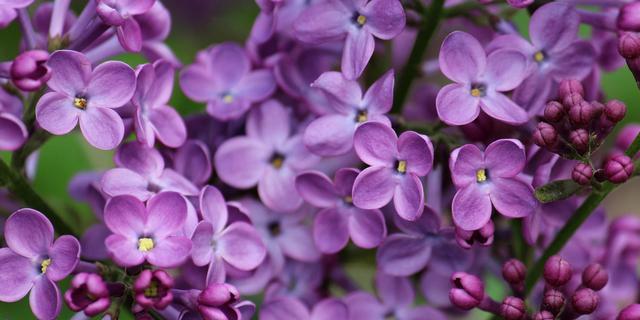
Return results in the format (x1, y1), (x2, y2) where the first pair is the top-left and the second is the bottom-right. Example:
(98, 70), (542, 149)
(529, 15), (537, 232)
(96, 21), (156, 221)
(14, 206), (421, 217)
(0, 0), (34, 28)
(96, 0), (156, 52)
(0, 88), (27, 150)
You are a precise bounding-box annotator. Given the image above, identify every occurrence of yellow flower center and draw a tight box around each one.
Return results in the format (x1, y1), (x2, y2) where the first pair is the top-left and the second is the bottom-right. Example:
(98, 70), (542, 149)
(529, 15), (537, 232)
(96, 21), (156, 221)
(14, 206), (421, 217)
(138, 238), (155, 252)
(356, 15), (367, 26)
(222, 94), (234, 104)
(397, 160), (407, 173)
(476, 169), (487, 182)
(144, 281), (159, 297)
(534, 51), (545, 62)
(356, 110), (368, 123)
(470, 88), (482, 97)
(271, 156), (284, 169)
(40, 258), (51, 274)
(343, 195), (353, 204)
(74, 97), (87, 109)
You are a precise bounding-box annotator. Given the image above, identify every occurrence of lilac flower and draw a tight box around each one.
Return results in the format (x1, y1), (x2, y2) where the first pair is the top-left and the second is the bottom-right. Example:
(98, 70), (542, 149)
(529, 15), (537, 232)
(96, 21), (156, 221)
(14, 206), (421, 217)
(104, 192), (192, 268)
(132, 60), (186, 148)
(450, 139), (537, 231)
(487, 3), (596, 114)
(0, 0), (33, 28)
(133, 269), (174, 310)
(263, 260), (324, 305)
(96, 0), (156, 52)
(296, 168), (387, 253)
(436, 31), (529, 126)
(260, 297), (349, 320)
(190, 186), (267, 284)
(0, 209), (80, 320)
(35, 50), (136, 150)
(175, 283), (256, 320)
(345, 272), (447, 320)
(64, 273), (112, 316)
(172, 140), (213, 187)
(303, 70), (394, 156)
(351, 122), (433, 221)
(10, 50), (51, 92)
(179, 43), (276, 121)
(101, 142), (199, 201)
(294, 0), (406, 79)
(0, 88), (27, 151)
(214, 100), (319, 212)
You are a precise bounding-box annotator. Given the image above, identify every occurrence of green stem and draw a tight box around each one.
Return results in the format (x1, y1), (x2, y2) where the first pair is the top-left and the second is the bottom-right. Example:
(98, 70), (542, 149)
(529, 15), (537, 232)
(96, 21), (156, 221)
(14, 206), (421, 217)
(391, 0), (445, 114)
(511, 219), (527, 262)
(524, 132), (640, 295)
(0, 157), (75, 235)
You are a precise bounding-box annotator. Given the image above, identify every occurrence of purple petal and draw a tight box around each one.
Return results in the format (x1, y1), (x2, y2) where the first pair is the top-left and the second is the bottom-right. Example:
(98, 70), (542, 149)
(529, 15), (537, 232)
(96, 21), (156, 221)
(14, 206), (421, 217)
(179, 64), (215, 101)
(174, 140), (211, 186)
(398, 307), (447, 320)
(376, 234), (431, 276)
(452, 185), (492, 231)
(484, 139), (526, 178)
(78, 107), (125, 150)
(398, 131), (433, 176)
(214, 137), (271, 188)
(295, 171), (339, 208)
(46, 235), (80, 282)
(450, 144), (483, 188)
(294, 2), (350, 43)
(549, 41), (597, 81)
(104, 195), (146, 237)
(439, 31), (486, 83)
(278, 225), (321, 262)
(190, 221), (214, 267)
(80, 224), (110, 261)
(145, 60), (175, 107)
(480, 92), (529, 125)
(362, 0), (406, 39)
(0, 113), (27, 150)
(246, 100), (290, 147)
(260, 297), (310, 320)
(258, 167), (303, 212)
(435, 83), (480, 126)
(199, 185), (228, 234)
(146, 236), (192, 268)
(363, 69), (394, 114)
(35, 92), (80, 135)
(115, 141), (164, 177)
(117, 18), (143, 52)
(375, 272), (414, 307)
(311, 71), (362, 108)
(394, 206), (440, 236)
(207, 43), (250, 89)
(86, 61), (136, 108)
(101, 168), (153, 200)
(149, 105), (187, 148)
(30, 277), (61, 320)
(0, 248), (36, 302)
(352, 166), (395, 210)
(335, 167), (360, 197)
(205, 255), (226, 285)
(313, 208), (350, 254)
(4, 209), (53, 258)
(235, 69), (276, 102)
(393, 174), (424, 221)
(218, 222), (266, 270)
(529, 2), (579, 52)
(490, 177), (537, 218)
(344, 292), (386, 320)
(311, 298), (349, 320)
(353, 122), (397, 166)
(349, 208), (386, 248)
(303, 114), (355, 156)
(485, 50), (527, 91)
(156, 169), (200, 196)
(46, 50), (91, 96)
(341, 30), (375, 80)
(146, 192), (187, 237)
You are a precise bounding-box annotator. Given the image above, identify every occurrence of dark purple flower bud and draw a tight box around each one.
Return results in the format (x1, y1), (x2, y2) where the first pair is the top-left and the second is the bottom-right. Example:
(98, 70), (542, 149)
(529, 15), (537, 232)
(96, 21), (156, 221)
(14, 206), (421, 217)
(572, 163), (593, 185)
(133, 269), (174, 310)
(455, 220), (494, 249)
(569, 101), (597, 127)
(605, 100), (627, 123)
(618, 2), (640, 32)
(605, 154), (634, 183)
(543, 255), (572, 287)
(544, 101), (565, 122)
(533, 122), (558, 149)
(581, 263), (608, 291)
(617, 304), (640, 320)
(533, 311), (555, 320)
(618, 32), (640, 59)
(10, 50), (52, 92)
(449, 272), (485, 310)
(571, 288), (599, 315)
(569, 129), (590, 154)
(197, 283), (240, 319)
(562, 92), (584, 108)
(543, 289), (565, 314)
(558, 79), (584, 99)
(500, 296), (526, 320)
(63, 273), (111, 316)
(502, 259), (526, 285)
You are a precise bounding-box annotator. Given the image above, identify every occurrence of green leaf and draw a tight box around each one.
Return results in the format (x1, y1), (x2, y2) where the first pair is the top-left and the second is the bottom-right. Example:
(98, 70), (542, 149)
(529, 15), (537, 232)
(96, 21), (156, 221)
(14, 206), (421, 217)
(535, 179), (583, 203)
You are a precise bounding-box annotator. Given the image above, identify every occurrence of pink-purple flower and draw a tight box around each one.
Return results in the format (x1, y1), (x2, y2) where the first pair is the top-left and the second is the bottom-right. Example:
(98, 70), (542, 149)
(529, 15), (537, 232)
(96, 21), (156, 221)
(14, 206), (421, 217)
(96, 0), (156, 52)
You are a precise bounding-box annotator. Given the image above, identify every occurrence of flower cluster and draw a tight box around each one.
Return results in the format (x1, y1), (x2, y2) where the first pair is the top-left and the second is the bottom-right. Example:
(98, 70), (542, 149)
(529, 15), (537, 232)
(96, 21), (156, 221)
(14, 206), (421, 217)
(0, 0), (639, 320)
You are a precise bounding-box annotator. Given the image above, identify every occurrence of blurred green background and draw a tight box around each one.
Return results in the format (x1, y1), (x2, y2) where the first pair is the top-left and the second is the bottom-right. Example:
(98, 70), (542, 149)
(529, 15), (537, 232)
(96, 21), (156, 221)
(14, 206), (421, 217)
(0, 1), (639, 318)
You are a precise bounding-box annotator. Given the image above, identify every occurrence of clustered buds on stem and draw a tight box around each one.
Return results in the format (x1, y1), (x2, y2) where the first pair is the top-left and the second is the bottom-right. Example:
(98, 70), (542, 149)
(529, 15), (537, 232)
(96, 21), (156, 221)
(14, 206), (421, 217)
(455, 220), (495, 249)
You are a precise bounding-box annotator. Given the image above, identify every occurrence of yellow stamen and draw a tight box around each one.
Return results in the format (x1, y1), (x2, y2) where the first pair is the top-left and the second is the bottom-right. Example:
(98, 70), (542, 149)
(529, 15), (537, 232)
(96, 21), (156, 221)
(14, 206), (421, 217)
(138, 238), (155, 252)
(40, 258), (51, 274)
(397, 160), (407, 173)
(356, 110), (368, 123)
(74, 97), (87, 109)
(476, 169), (487, 182)
(144, 281), (158, 297)
(343, 195), (353, 204)
(222, 94), (234, 104)
(271, 157), (283, 169)
(470, 88), (482, 97)
(356, 15), (367, 26)
(534, 51), (545, 62)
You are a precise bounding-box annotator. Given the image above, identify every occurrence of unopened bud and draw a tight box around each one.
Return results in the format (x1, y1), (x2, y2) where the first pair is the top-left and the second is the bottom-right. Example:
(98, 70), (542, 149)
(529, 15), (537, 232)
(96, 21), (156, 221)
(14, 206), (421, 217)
(558, 79), (584, 99)
(604, 154), (634, 184)
(569, 129), (590, 154)
(543, 289), (566, 314)
(544, 101), (565, 122)
(617, 304), (640, 320)
(582, 263), (608, 291)
(533, 310), (555, 320)
(10, 50), (51, 92)
(563, 92), (584, 109)
(569, 101), (597, 127)
(572, 163), (593, 185)
(571, 288), (599, 315)
(449, 272), (485, 310)
(501, 296), (526, 320)
(618, 2), (640, 32)
(543, 255), (572, 287)
(502, 259), (526, 285)
(455, 220), (494, 249)
(605, 100), (627, 123)
(533, 122), (558, 149)
(618, 32), (640, 59)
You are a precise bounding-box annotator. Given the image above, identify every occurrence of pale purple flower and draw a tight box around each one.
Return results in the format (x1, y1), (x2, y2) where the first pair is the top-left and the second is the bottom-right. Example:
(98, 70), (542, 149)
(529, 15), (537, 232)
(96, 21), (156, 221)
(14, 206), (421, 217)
(303, 70), (394, 156)
(260, 297), (349, 320)
(296, 168), (387, 253)
(345, 272), (447, 320)
(294, 0), (406, 79)
(101, 142), (199, 201)
(214, 100), (319, 212)
(132, 60), (186, 148)
(190, 186), (267, 284)
(172, 140), (213, 187)
(96, 0), (156, 52)
(104, 192), (192, 268)
(351, 122), (434, 221)
(263, 260), (324, 305)
(175, 283), (256, 320)
(0, 88), (27, 151)
(35, 50), (136, 150)
(436, 31), (529, 126)
(179, 43), (276, 121)
(0, 0), (33, 28)
(0, 209), (81, 320)
(450, 139), (537, 231)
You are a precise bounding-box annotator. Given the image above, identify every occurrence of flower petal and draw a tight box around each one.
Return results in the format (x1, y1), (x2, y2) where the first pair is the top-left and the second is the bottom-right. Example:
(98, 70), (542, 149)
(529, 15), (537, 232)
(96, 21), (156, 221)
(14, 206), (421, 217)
(352, 166), (395, 210)
(214, 137), (271, 189)
(78, 107), (125, 150)
(295, 171), (339, 208)
(156, 169), (200, 196)
(116, 18), (143, 52)
(246, 100), (290, 147)
(311, 298), (349, 320)
(235, 69), (276, 102)
(398, 131), (433, 176)
(353, 122), (397, 166)
(484, 139), (526, 178)
(0, 113), (27, 150)
(46, 50), (91, 96)
(30, 277), (61, 320)
(529, 2), (579, 53)
(115, 141), (164, 178)
(149, 105), (187, 148)
(303, 114), (355, 157)
(548, 40), (597, 81)
(480, 92), (529, 125)
(344, 292), (386, 320)
(86, 61), (136, 108)
(278, 225), (321, 262)
(375, 272), (414, 307)
(313, 208), (350, 254)
(362, 0), (406, 39)
(393, 174), (424, 221)
(490, 177), (537, 218)
(294, 2), (350, 43)
(260, 297), (310, 320)
(190, 221), (214, 267)
(485, 49), (528, 91)
(341, 30), (375, 80)
(199, 185), (228, 233)
(452, 185), (492, 231)
(311, 71), (362, 108)
(179, 64), (216, 101)
(363, 69), (394, 114)
(46, 235), (80, 281)
(146, 235), (192, 268)
(174, 140), (211, 186)
(258, 167), (303, 213)
(0, 248), (35, 302)
(435, 83), (480, 126)
(439, 31), (486, 83)
(4, 209), (53, 258)
(349, 208), (386, 249)
(218, 222), (266, 270)
(146, 191), (187, 237)
(450, 144), (484, 188)
(104, 195), (146, 237)
(101, 168), (153, 200)
(35, 92), (80, 135)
